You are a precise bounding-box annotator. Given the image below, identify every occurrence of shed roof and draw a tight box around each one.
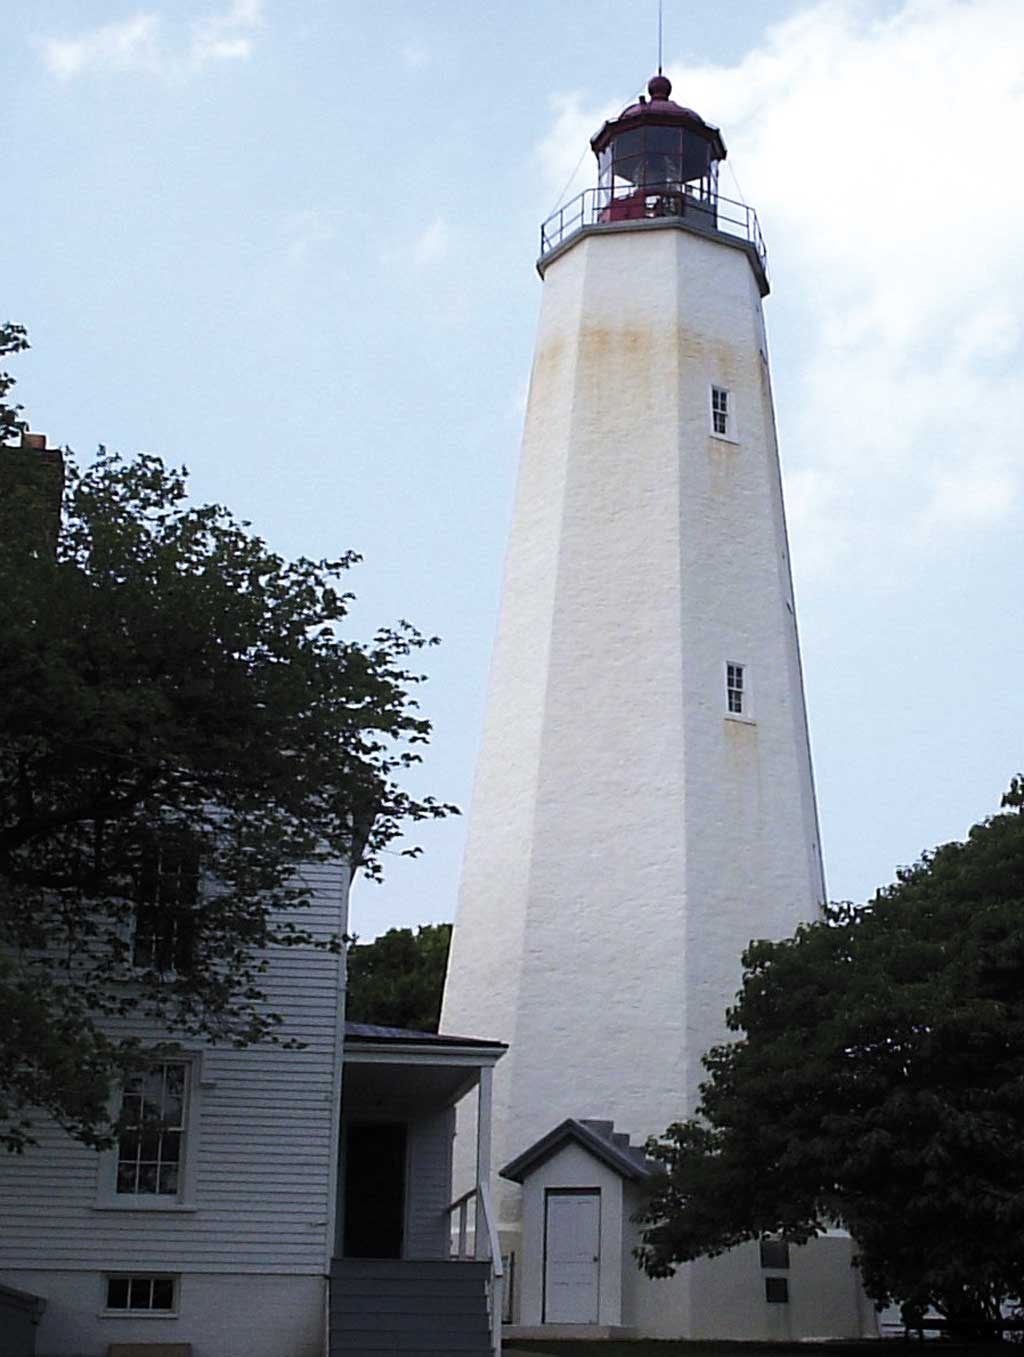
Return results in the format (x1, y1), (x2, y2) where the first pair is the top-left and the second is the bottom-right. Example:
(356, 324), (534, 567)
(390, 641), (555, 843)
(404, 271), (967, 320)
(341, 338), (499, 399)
(500, 1117), (655, 1184)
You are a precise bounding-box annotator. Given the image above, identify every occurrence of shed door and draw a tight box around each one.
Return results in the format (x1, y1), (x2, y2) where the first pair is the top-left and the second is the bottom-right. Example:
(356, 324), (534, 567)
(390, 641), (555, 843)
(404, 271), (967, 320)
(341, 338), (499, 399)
(544, 1189), (600, 1323)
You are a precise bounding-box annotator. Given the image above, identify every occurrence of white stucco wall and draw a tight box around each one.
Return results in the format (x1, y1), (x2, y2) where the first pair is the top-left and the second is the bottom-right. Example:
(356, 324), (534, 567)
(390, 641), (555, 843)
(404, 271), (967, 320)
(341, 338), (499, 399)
(444, 221), (822, 1171)
(441, 218), (837, 1337)
(622, 1186), (876, 1342)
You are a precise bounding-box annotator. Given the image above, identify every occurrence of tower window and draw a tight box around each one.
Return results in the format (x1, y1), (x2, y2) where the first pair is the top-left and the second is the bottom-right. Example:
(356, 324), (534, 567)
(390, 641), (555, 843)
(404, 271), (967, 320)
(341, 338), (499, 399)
(726, 663), (745, 715)
(765, 1276), (790, 1304)
(711, 386), (730, 437)
(760, 1237), (790, 1269)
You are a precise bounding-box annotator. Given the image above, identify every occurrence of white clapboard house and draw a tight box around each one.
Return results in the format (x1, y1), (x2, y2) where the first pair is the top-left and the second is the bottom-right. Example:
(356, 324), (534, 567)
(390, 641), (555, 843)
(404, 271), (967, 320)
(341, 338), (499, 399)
(0, 435), (506, 1357)
(0, 850), (506, 1357)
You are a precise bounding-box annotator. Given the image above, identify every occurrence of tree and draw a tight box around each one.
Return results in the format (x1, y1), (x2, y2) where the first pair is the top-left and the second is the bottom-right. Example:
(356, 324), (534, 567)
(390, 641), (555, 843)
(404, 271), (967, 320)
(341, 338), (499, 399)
(0, 327), (456, 1152)
(636, 780), (1024, 1331)
(0, 322), (28, 443)
(346, 923), (452, 1032)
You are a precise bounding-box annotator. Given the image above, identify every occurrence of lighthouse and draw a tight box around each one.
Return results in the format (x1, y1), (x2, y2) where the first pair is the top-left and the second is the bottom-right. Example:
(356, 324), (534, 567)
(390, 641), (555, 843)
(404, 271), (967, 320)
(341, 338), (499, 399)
(442, 75), (870, 1339)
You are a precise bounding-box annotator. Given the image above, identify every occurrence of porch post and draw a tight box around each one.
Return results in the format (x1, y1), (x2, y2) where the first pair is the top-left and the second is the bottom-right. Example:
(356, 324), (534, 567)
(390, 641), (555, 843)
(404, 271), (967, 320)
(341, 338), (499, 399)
(474, 1064), (493, 1259)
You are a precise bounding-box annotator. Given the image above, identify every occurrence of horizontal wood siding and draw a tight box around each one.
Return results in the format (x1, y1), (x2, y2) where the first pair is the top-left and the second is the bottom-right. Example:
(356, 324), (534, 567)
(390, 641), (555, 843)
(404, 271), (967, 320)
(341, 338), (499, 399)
(0, 860), (347, 1277)
(406, 1106), (456, 1260)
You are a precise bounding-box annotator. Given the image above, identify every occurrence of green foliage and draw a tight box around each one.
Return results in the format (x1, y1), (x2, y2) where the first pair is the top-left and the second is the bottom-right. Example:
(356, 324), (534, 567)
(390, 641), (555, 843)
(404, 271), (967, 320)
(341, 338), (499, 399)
(637, 783), (1024, 1328)
(0, 334), (456, 1151)
(0, 322), (28, 443)
(346, 923), (452, 1032)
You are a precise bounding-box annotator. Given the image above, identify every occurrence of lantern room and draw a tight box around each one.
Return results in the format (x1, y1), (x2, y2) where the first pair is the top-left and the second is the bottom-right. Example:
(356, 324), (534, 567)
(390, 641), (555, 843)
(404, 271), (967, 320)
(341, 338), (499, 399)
(538, 72), (767, 293)
(590, 73), (726, 217)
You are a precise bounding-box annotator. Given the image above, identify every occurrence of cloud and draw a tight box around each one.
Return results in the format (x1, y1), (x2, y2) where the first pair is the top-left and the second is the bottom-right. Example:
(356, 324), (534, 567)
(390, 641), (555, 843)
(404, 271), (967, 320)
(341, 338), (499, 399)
(284, 208), (338, 266)
(377, 215), (450, 275)
(39, 0), (264, 80)
(536, 90), (620, 209)
(190, 0), (264, 66)
(536, 0), (1024, 580)
(413, 216), (448, 264)
(40, 13), (163, 79)
(401, 42), (430, 70)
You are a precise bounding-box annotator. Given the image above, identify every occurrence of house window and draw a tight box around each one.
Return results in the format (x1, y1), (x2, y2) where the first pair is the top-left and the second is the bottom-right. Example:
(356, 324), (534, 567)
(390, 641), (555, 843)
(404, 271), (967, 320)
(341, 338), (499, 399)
(133, 831), (200, 971)
(105, 1274), (177, 1313)
(711, 385), (730, 437)
(760, 1237), (790, 1269)
(726, 662), (745, 715)
(765, 1276), (790, 1304)
(116, 1061), (188, 1197)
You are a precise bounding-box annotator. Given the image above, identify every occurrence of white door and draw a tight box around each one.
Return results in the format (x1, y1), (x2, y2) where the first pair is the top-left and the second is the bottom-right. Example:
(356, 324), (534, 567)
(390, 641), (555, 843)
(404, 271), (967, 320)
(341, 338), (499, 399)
(544, 1190), (600, 1323)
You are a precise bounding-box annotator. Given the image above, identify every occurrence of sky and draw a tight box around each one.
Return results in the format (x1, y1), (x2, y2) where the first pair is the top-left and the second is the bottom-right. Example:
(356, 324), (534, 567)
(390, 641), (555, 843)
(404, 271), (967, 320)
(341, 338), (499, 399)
(4, 0), (1023, 941)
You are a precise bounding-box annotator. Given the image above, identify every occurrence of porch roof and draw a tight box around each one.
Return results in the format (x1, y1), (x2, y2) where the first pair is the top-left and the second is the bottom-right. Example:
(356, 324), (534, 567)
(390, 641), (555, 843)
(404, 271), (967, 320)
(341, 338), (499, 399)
(344, 1022), (506, 1067)
(342, 1022), (506, 1117)
(345, 1021), (506, 1054)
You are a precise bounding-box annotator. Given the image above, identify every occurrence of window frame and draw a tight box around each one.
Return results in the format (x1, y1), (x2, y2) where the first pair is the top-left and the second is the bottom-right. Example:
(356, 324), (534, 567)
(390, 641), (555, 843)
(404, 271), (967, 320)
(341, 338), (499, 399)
(115, 1059), (189, 1198)
(132, 829), (203, 974)
(764, 1275), (790, 1304)
(94, 1051), (206, 1213)
(759, 1237), (791, 1270)
(724, 661), (754, 723)
(102, 1273), (180, 1318)
(709, 384), (738, 443)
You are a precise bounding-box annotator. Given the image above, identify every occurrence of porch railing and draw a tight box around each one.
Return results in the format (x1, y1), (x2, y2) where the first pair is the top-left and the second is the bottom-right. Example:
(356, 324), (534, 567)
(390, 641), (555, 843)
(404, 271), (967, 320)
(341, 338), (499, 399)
(447, 1181), (504, 1354)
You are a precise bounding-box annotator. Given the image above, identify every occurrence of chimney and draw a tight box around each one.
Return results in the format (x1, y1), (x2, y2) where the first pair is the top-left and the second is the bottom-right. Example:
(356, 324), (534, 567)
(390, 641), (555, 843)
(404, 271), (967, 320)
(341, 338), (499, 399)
(0, 430), (65, 554)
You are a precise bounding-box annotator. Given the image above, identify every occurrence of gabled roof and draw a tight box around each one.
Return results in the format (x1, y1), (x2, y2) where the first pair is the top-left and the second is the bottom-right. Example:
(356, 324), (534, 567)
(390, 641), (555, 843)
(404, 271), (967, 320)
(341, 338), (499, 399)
(500, 1117), (655, 1184)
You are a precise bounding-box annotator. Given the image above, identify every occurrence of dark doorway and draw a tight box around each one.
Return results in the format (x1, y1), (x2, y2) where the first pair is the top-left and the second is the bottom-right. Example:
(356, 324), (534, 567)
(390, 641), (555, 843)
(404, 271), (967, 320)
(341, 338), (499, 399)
(343, 1121), (407, 1258)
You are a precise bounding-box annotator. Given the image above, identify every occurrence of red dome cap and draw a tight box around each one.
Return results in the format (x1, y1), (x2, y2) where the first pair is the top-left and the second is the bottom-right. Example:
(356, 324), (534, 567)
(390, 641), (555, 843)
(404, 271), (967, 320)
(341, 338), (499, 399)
(590, 72), (727, 161)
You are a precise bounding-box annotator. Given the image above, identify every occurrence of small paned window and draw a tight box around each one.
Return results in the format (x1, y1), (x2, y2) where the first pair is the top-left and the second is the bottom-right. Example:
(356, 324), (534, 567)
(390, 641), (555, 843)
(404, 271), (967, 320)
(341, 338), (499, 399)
(106, 1275), (177, 1312)
(765, 1276), (790, 1304)
(726, 663), (745, 715)
(116, 1061), (188, 1197)
(711, 386), (730, 437)
(133, 832), (200, 972)
(760, 1237), (790, 1270)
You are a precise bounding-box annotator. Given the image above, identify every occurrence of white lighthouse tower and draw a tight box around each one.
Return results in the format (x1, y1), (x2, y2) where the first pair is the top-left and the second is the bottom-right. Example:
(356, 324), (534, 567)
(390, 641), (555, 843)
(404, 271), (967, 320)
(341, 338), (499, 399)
(442, 75), (870, 1339)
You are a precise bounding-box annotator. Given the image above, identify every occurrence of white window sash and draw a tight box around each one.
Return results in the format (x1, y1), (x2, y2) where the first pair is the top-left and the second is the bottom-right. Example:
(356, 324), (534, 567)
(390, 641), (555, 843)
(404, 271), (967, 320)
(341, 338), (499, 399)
(94, 1051), (207, 1212)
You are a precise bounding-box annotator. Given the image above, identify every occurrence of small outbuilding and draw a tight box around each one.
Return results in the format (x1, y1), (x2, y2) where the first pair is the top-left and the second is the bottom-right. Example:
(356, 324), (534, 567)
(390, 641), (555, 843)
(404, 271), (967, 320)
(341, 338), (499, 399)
(500, 1118), (652, 1337)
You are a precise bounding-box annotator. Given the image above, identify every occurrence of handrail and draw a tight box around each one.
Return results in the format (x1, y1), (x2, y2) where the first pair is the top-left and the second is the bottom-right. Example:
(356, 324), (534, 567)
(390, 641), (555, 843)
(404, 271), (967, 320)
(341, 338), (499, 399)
(478, 1180), (504, 1279)
(539, 182), (768, 283)
(446, 1182), (504, 1353)
(447, 1187), (472, 1259)
(446, 1186), (477, 1214)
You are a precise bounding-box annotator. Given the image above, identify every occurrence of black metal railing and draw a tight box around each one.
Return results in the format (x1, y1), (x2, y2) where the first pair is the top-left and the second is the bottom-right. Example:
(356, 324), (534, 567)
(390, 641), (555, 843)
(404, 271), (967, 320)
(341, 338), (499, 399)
(540, 184), (767, 279)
